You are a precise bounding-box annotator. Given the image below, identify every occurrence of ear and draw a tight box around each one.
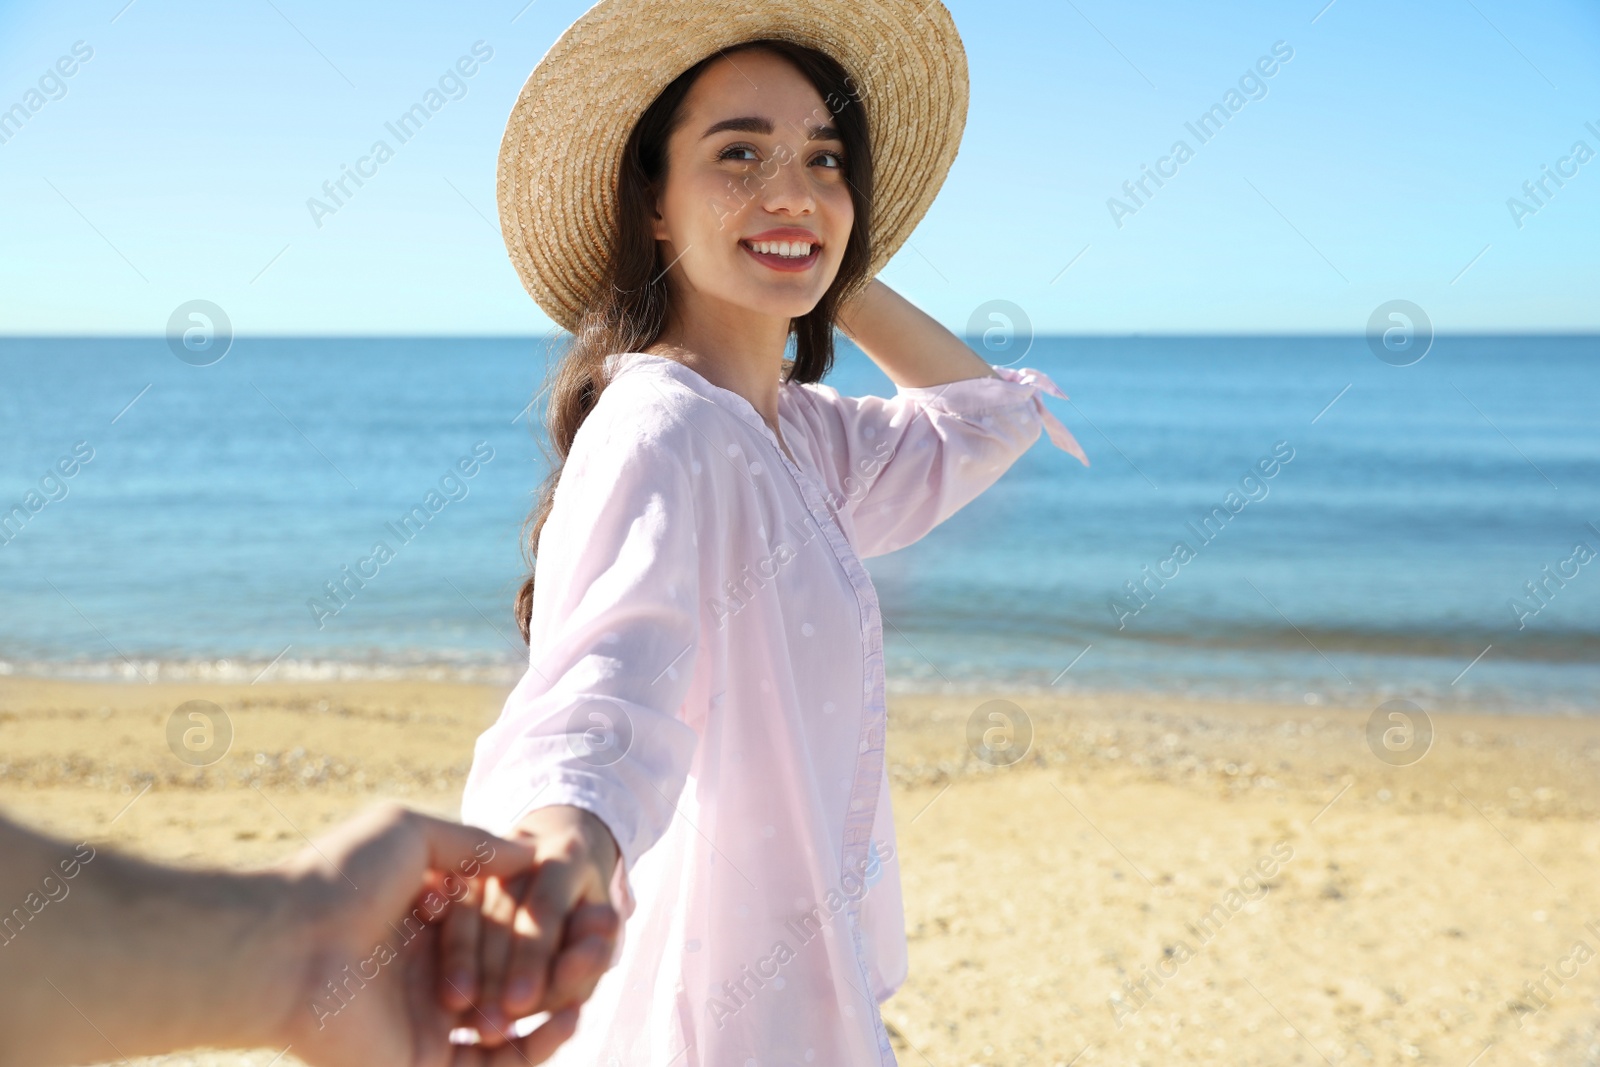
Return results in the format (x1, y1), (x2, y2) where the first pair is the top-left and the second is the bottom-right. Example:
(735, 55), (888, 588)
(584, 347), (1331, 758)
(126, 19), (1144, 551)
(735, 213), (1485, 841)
(647, 183), (669, 240)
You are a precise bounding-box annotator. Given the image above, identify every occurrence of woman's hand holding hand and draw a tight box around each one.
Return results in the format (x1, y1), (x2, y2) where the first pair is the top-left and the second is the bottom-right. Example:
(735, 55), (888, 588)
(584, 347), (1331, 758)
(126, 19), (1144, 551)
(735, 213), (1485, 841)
(437, 804), (623, 1047)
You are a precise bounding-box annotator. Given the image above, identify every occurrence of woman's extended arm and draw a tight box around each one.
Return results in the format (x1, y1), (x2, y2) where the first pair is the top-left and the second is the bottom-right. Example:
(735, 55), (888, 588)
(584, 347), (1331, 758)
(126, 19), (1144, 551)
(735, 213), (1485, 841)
(836, 278), (997, 388)
(449, 381), (705, 1044)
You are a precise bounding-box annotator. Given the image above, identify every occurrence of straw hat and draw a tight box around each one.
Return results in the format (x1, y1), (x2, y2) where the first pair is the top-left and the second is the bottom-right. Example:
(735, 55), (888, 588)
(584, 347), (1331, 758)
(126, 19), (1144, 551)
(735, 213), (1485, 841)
(496, 0), (969, 333)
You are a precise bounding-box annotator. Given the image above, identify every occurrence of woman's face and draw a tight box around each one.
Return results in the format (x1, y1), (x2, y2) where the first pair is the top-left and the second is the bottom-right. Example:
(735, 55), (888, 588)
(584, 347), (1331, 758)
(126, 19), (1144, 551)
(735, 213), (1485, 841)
(650, 48), (855, 324)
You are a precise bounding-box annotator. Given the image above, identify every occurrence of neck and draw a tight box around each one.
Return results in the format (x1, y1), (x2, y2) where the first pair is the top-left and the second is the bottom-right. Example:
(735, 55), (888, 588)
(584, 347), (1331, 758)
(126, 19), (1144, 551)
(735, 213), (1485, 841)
(648, 294), (792, 432)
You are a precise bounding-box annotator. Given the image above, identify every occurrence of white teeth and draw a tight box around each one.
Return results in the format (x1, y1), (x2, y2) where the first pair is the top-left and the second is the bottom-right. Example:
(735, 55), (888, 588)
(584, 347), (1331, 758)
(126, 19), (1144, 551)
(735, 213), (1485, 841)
(750, 240), (815, 257)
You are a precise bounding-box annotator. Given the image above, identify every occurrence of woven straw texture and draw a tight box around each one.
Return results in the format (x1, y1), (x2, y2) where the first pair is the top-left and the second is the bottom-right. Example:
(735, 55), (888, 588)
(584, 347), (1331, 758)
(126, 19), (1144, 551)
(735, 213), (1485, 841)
(496, 0), (969, 333)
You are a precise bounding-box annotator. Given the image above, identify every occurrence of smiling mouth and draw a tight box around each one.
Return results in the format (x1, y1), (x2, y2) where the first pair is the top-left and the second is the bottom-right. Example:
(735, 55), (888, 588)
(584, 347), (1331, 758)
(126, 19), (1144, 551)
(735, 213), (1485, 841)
(740, 239), (820, 272)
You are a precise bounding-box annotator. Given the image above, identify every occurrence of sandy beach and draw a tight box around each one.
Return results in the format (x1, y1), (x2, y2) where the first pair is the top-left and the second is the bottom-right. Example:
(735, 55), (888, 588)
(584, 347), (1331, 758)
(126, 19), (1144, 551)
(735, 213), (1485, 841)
(3, 676), (1598, 1066)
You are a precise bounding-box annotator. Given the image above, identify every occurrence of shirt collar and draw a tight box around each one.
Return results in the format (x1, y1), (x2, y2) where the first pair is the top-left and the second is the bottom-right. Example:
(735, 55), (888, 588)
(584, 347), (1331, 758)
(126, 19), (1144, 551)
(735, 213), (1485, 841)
(606, 351), (793, 444)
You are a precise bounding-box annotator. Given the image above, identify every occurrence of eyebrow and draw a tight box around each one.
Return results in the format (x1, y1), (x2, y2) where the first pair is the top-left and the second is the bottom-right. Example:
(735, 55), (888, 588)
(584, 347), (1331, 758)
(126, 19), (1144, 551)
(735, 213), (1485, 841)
(699, 116), (842, 142)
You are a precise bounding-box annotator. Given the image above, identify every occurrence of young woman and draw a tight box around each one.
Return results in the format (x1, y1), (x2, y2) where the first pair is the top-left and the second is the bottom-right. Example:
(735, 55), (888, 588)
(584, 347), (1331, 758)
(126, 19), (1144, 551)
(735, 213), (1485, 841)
(450, 2), (1086, 1062)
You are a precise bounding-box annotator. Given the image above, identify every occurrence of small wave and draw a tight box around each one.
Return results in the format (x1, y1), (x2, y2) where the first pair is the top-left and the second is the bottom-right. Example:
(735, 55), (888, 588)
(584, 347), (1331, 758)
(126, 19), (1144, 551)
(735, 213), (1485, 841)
(1069, 621), (1600, 665)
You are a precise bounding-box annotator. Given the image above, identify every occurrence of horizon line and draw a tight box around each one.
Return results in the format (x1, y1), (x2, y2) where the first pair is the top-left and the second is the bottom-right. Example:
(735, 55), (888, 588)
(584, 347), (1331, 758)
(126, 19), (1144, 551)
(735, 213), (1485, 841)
(2, 331), (1598, 341)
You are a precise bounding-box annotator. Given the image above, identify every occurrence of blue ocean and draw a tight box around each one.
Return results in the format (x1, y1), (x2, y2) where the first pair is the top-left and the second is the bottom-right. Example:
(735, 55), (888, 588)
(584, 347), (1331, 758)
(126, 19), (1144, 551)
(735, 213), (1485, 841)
(2, 336), (1596, 714)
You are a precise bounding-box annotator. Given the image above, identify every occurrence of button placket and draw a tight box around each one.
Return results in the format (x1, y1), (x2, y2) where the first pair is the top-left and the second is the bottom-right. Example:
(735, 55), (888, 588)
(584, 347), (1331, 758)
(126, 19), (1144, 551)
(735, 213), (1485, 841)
(763, 413), (891, 1032)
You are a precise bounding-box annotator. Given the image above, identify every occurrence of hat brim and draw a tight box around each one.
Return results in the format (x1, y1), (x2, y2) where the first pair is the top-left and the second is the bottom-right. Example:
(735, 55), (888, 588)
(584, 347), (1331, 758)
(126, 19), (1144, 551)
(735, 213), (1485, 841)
(495, 0), (969, 334)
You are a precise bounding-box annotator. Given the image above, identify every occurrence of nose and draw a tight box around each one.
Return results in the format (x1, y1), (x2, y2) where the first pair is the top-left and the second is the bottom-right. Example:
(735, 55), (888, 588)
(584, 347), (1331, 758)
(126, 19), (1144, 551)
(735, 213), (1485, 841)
(759, 142), (815, 215)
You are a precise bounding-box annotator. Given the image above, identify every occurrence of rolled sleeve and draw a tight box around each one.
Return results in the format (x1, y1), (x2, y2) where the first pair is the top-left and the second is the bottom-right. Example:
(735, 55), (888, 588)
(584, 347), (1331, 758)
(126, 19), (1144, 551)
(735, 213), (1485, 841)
(799, 363), (1088, 558)
(461, 390), (702, 921)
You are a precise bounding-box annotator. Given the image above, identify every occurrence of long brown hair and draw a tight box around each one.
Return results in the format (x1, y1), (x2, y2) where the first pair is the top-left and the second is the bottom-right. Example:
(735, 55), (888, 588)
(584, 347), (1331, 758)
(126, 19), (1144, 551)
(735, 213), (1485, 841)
(513, 38), (876, 643)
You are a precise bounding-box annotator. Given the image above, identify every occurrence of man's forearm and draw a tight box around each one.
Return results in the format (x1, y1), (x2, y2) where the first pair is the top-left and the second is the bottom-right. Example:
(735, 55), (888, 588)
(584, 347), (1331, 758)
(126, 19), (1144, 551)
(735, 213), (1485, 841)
(836, 278), (997, 389)
(0, 815), (303, 1066)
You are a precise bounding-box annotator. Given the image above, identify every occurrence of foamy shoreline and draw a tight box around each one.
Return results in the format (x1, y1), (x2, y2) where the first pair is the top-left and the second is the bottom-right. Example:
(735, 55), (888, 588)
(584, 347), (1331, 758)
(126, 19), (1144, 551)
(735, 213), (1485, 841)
(2, 654), (1595, 718)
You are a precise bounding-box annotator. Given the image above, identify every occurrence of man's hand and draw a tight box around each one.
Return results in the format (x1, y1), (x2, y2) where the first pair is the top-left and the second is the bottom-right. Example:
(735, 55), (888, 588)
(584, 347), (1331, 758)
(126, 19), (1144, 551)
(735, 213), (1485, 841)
(273, 802), (592, 1066)
(0, 802), (589, 1067)
(435, 804), (622, 1046)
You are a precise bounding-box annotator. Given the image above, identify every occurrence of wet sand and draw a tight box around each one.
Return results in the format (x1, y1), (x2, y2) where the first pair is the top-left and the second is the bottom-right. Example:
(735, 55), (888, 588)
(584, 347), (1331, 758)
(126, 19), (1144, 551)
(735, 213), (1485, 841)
(2, 677), (1598, 1066)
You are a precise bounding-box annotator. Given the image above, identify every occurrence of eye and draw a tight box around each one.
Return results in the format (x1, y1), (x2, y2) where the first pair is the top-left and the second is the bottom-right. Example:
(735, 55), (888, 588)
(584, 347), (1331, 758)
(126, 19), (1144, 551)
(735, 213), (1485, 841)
(812, 150), (846, 170)
(717, 143), (759, 162)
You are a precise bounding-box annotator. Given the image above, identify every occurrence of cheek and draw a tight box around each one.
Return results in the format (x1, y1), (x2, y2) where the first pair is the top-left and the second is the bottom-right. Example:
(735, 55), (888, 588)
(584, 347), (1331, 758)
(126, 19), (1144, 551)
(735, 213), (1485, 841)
(822, 185), (855, 247)
(674, 170), (750, 242)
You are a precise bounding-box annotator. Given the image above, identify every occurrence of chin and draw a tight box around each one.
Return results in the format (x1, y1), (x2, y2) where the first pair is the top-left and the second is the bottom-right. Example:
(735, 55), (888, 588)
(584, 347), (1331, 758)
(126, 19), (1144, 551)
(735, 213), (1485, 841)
(763, 297), (826, 321)
(723, 284), (826, 322)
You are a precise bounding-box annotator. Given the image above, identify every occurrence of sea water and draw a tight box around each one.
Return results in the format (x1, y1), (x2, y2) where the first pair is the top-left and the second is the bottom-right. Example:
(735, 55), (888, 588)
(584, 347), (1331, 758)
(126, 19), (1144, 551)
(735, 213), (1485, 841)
(1, 335), (1595, 714)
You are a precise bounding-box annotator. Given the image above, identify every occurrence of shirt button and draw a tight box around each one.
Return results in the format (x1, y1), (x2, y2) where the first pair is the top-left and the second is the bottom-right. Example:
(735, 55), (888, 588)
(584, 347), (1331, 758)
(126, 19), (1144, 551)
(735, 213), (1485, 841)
(801, 622), (815, 637)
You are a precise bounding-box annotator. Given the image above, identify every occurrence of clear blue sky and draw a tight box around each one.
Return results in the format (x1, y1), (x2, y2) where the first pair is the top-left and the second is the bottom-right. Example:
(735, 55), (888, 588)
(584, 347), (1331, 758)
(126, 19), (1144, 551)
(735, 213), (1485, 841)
(1, 0), (1596, 335)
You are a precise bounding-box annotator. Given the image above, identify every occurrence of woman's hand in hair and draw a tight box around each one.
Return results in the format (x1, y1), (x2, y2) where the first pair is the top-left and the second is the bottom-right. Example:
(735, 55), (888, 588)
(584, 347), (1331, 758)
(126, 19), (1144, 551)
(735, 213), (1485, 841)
(436, 804), (622, 1046)
(836, 277), (999, 388)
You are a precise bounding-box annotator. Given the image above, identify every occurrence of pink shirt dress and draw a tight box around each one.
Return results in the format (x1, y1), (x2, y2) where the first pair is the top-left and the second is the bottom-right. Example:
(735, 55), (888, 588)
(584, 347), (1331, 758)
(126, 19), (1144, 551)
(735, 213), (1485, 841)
(461, 350), (1087, 1065)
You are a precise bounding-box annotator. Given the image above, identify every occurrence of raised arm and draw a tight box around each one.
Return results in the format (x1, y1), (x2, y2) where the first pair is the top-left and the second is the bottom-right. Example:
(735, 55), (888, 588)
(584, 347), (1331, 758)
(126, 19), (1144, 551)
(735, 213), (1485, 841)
(798, 280), (1089, 558)
(836, 278), (998, 388)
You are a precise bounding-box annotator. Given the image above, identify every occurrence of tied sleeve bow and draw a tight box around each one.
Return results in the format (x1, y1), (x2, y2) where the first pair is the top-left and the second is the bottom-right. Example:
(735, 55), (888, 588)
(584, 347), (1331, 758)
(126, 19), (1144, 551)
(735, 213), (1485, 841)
(990, 364), (1090, 467)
